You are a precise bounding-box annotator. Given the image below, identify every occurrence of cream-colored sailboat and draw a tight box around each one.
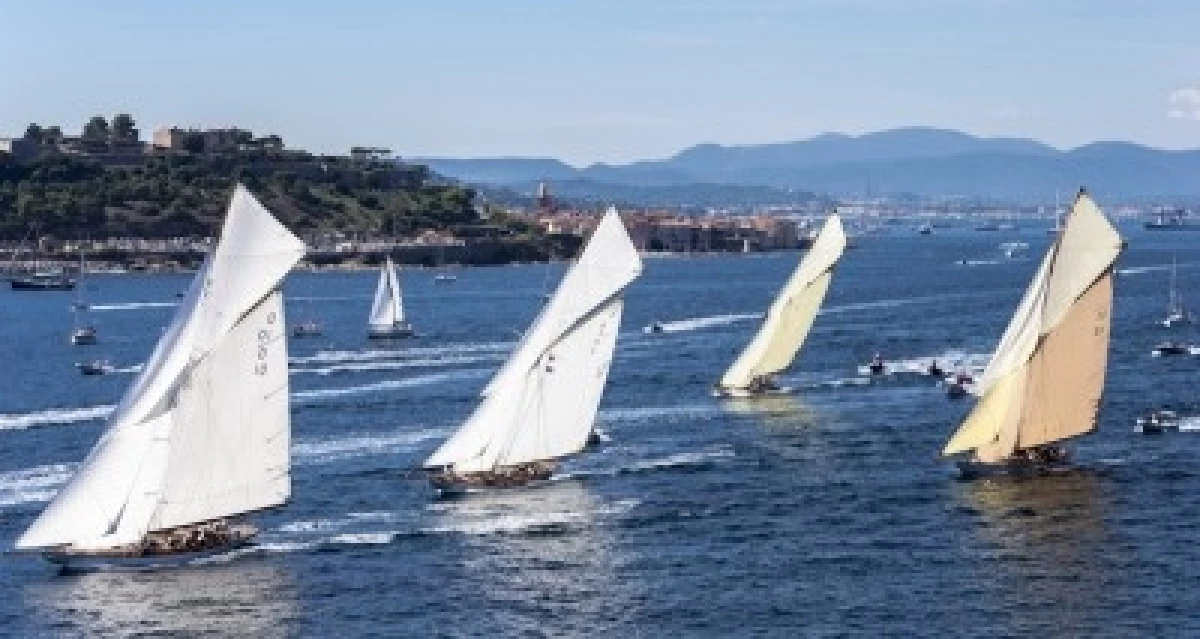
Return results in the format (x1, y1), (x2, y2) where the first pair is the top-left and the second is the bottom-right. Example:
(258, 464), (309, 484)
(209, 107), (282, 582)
(423, 207), (642, 493)
(714, 214), (846, 397)
(16, 185), (305, 569)
(942, 190), (1123, 477)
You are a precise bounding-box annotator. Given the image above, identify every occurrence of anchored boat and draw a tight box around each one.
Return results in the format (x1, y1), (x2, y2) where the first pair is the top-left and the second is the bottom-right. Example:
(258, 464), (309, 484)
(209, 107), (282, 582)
(15, 185), (305, 570)
(367, 257), (413, 339)
(941, 190), (1123, 478)
(713, 214), (846, 398)
(423, 207), (642, 494)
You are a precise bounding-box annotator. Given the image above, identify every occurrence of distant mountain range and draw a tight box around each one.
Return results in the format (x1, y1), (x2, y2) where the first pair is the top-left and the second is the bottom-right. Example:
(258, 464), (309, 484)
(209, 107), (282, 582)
(418, 127), (1200, 204)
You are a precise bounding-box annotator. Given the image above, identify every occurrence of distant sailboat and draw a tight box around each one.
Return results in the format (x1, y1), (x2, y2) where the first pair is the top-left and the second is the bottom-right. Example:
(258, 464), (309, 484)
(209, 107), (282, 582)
(1161, 255), (1192, 327)
(423, 207), (642, 493)
(70, 248), (98, 345)
(942, 190), (1123, 477)
(714, 214), (846, 397)
(367, 257), (413, 338)
(16, 185), (305, 570)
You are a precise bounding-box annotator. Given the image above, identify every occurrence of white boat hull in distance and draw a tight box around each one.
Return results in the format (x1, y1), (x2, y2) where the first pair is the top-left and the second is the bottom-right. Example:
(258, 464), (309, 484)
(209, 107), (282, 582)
(367, 322), (414, 339)
(427, 461), (556, 495)
(711, 385), (794, 399)
(41, 523), (258, 572)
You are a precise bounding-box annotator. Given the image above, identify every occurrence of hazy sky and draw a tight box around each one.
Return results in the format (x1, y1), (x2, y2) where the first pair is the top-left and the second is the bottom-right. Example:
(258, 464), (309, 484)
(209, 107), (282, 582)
(3, 0), (1199, 165)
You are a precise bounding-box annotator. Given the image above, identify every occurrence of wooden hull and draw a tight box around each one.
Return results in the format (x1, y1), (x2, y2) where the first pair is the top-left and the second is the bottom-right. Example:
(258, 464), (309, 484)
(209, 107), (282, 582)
(956, 455), (1070, 479)
(42, 525), (257, 572)
(428, 462), (556, 495)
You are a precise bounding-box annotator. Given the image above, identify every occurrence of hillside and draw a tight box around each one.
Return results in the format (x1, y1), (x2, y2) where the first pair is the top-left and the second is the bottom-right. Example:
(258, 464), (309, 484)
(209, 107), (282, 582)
(422, 128), (1200, 202)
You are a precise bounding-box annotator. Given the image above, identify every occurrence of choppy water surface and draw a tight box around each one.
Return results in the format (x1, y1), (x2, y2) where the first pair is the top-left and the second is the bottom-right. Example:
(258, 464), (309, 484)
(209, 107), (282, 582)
(2, 224), (1200, 636)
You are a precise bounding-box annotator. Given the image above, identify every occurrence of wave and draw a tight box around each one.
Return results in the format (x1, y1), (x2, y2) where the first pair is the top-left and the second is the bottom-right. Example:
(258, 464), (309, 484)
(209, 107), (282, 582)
(289, 341), (513, 365)
(822, 289), (1007, 316)
(292, 428), (448, 465)
(854, 349), (990, 377)
(598, 404), (722, 424)
(86, 301), (177, 312)
(0, 463), (76, 508)
(643, 313), (761, 334)
(290, 353), (503, 376)
(0, 404), (115, 431)
(291, 368), (489, 402)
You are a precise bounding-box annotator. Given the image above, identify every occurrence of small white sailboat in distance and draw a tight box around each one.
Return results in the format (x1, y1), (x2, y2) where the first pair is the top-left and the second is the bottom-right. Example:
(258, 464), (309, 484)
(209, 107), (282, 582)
(714, 214), (847, 397)
(367, 257), (413, 338)
(942, 189), (1123, 478)
(70, 247), (98, 345)
(423, 207), (642, 493)
(1161, 255), (1192, 327)
(16, 185), (305, 570)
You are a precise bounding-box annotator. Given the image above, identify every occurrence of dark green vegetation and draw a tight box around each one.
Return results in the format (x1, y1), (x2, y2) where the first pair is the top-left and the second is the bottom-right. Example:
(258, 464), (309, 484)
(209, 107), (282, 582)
(0, 117), (563, 253)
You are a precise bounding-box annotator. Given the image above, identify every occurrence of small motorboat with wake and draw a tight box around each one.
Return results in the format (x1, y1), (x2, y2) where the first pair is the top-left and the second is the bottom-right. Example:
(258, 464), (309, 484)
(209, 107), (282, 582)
(70, 325), (98, 346)
(291, 320), (322, 338)
(945, 372), (972, 399)
(644, 322), (665, 334)
(1136, 408), (1181, 434)
(1152, 341), (1190, 357)
(868, 353), (885, 376)
(76, 359), (113, 376)
(10, 270), (75, 291)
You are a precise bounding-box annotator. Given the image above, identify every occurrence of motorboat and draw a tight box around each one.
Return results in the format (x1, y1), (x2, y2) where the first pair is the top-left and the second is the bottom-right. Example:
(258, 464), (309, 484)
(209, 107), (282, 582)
(1152, 342), (1190, 357)
(76, 360), (113, 376)
(70, 326), (98, 346)
(10, 271), (75, 291)
(1136, 409), (1180, 434)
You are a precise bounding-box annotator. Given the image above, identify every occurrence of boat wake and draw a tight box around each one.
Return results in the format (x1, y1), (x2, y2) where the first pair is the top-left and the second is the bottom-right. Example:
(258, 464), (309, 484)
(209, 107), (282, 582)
(86, 301), (178, 312)
(289, 341), (513, 365)
(598, 404), (723, 424)
(854, 349), (990, 378)
(290, 353), (504, 376)
(0, 463), (76, 508)
(643, 313), (762, 334)
(291, 368), (489, 403)
(822, 289), (1012, 316)
(292, 428), (450, 465)
(0, 404), (115, 431)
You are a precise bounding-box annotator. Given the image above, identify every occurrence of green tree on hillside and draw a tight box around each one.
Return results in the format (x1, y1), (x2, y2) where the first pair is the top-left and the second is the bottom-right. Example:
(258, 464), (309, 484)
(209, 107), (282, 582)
(111, 114), (137, 141)
(82, 116), (109, 140)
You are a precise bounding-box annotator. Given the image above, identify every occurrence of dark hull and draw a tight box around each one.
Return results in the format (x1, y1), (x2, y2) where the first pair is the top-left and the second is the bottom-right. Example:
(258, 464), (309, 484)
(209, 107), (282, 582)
(10, 278), (75, 291)
(956, 457), (1070, 479)
(428, 462), (556, 495)
(43, 525), (257, 572)
(367, 323), (414, 339)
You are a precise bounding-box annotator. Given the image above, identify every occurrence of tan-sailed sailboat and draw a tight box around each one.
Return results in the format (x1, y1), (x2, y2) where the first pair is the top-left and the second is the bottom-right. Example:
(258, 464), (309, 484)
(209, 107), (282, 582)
(942, 190), (1123, 477)
(713, 214), (846, 397)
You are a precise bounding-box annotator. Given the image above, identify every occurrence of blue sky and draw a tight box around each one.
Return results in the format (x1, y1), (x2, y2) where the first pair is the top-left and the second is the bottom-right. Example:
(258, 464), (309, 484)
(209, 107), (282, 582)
(2, 0), (1199, 164)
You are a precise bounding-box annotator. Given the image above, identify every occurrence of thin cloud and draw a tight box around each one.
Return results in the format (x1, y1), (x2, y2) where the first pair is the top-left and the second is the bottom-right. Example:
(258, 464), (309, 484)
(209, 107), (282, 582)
(1168, 87), (1200, 120)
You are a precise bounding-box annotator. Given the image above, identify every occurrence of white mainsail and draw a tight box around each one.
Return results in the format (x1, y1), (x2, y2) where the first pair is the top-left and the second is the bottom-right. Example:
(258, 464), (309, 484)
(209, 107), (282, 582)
(368, 257), (404, 328)
(424, 207), (642, 472)
(942, 191), (1122, 461)
(17, 185), (305, 551)
(718, 215), (846, 390)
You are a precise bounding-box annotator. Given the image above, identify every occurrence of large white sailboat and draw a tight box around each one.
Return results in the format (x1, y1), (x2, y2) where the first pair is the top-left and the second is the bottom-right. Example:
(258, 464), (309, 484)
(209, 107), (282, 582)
(714, 214), (846, 397)
(423, 207), (642, 493)
(16, 185), (306, 570)
(942, 190), (1123, 477)
(367, 257), (413, 338)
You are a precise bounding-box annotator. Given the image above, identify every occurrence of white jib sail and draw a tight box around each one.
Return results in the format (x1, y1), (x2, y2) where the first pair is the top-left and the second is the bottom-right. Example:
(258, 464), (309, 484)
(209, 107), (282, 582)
(369, 258), (404, 327)
(942, 191), (1122, 458)
(424, 207), (642, 471)
(17, 185), (305, 551)
(719, 214), (846, 389)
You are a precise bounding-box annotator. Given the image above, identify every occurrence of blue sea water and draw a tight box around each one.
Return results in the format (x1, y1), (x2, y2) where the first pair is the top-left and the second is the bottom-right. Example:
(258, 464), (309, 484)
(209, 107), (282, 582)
(1, 223), (1199, 636)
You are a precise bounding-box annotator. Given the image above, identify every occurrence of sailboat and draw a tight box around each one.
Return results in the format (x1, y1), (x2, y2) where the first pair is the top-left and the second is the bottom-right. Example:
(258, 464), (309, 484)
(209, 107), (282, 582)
(423, 207), (642, 493)
(15, 185), (305, 570)
(713, 214), (846, 398)
(1161, 255), (1192, 327)
(367, 257), (413, 338)
(941, 190), (1123, 478)
(70, 247), (98, 345)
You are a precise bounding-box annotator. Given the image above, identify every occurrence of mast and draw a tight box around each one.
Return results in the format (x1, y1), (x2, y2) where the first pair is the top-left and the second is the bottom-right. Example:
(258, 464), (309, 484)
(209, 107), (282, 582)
(424, 207), (642, 472)
(17, 185), (305, 551)
(718, 214), (846, 390)
(942, 190), (1123, 461)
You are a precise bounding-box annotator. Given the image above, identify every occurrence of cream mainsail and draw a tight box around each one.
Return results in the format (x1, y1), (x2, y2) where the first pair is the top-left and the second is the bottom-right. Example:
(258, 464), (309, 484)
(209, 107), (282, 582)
(942, 191), (1122, 461)
(368, 257), (405, 329)
(424, 207), (642, 472)
(718, 215), (846, 390)
(17, 185), (305, 551)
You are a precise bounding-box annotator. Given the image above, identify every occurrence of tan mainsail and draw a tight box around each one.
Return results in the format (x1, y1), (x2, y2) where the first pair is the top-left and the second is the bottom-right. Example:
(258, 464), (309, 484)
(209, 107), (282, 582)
(941, 191), (1122, 460)
(1018, 272), (1111, 448)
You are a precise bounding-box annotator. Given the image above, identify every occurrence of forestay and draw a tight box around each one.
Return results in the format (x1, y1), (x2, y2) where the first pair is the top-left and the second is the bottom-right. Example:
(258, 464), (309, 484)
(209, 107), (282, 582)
(369, 258), (404, 327)
(719, 215), (846, 389)
(425, 207), (642, 471)
(942, 192), (1122, 459)
(17, 185), (305, 551)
